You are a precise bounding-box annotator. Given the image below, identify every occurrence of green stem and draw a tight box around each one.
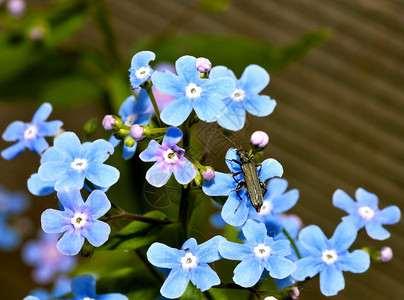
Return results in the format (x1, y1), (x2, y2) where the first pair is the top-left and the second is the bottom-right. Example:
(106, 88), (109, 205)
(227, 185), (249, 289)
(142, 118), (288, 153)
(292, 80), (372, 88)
(282, 228), (302, 259)
(135, 249), (165, 284)
(213, 283), (264, 299)
(102, 212), (174, 225)
(144, 82), (164, 127)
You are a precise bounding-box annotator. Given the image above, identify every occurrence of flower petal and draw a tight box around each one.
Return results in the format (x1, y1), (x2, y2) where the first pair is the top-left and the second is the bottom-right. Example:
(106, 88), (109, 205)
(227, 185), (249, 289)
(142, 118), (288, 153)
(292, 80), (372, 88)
(147, 242), (182, 268)
(31, 137), (49, 155)
(172, 159), (197, 185)
(162, 127), (183, 147)
(32, 103), (52, 123)
(365, 222), (390, 240)
(259, 158), (283, 182)
(53, 171), (86, 191)
(56, 229), (85, 256)
(266, 255), (296, 279)
(298, 225), (328, 254)
(139, 140), (161, 162)
(122, 143), (137, 160)
(202, 172), (236, 196)
(242, 220), (267, 244)
(233, 257), (264, 287)
(131, 51), (155, 69)
(266, 178), (288, 197)
(243, 95), (276, 117)
(86, 164), (120, 188)
(329, 222), (357, 252)
(160, 96), (193, 126)
(109, 135), (121, 147)
(239, 65), (270, 94)
(86, 139), (115, 163)
(182, 237), (197, 250)
(219, 240), (252, 261)
(293, 256), (323, 280)
(202, 77), (236, 102)
(27, 173), (55, 196)
(270, 239), (292, 257)
(145, 162), (172, 187)
(151, 70), (186, 96)
(341, 214), (365, 230)
(175, 55), (199, 83)
(319, 264), (345, 296)
(160, 268), (190, 299)
(190, 264), (220, 291)
(41, 209), (71, 233)
(56, 186), (84, 212)
(378, 205), (401, 224)
(37, 120), (63, 136)
(85, 190), (111, 219)
(82, 220), (110, 247)
(333, 189), (356, 213)
(272, 189), (299, 214)
(193, 95), (226, 123)
(1, 141), (25, 160)
(2, 121), (24, 141)
(218, 101), (246, 131)
(355, 188), (378, 209)
(53, 132), (81, 159)
(338, 250), (370, 273)
(195, 236), (225, 263)
(221, 190), (249, 226)
(209, 66), (237, 81)
(71, 275), (96, 298)
(225, 148), (242, 173)
(97, 294), (128, 300)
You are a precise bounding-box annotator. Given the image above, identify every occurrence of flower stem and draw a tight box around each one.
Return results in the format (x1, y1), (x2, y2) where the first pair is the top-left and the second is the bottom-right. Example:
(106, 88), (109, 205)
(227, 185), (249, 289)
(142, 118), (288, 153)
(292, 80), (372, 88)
(144, 81), (164, 128)
(213, 283), (268, 299)
(282, 228), (302, 259)
(135, 249), (165, 284)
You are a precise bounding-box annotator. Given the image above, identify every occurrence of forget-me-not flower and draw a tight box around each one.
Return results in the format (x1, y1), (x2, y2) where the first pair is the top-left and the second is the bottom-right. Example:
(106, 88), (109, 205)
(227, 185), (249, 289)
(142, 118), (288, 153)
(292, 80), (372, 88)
(1, 102), (62, 160)
(109, 91), (151, 159)
(292, 222), (370, 296)
(41, 186), (111, 255)
(139, 127), (197, 187)
(333, 188), (401, 240)
(202, 148), (283, 226)
(219, 220), (296, 287)
(66, 275), (128, 300)
(37, 132), (119, 191)
(129, 51), (155, 89)
(147, 236), (225, 299)
(209, 65), (276, 131)
(27, 173), (55, 196)
(151, 55), (235, 126)
(22, 232), (77, 283)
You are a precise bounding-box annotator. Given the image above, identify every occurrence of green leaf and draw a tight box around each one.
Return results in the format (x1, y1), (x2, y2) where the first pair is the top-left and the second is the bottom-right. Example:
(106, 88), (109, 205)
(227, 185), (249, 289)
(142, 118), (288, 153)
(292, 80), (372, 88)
(212, 196), (227, 206)
(98, 211), (169, 251)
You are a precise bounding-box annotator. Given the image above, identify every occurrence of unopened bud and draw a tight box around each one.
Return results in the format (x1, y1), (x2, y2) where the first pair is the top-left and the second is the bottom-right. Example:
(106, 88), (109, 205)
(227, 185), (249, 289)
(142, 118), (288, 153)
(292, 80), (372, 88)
(194, 172), (203, 186)
(29, 26), (45, 41)
(102, 115), (118, 131)
(196, 57), (212, 73)
(7, 0), (25, 18)
(124, 136), (135, 147)
(289, 286), (300, 299)
(379, 246), (393, 262)
(130, 124), (145, 141)
(251, 131), (269, 148)
(202, 167), (215, 181)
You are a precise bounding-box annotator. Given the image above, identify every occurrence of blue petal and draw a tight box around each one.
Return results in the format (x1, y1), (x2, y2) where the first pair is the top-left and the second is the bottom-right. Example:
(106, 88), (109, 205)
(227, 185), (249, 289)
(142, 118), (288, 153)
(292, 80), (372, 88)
(54, 171), (86, 191)
(162, 127), (183, 147)
(319, 264), (345, 296)
(272, 189), (299, 214)
(31, 137), (49, 155)
(37, 120), (63, 136)
(209, 66), (237, 81)
(259, 158), (283, 181)
(0, 220), (20, 250)
(193, 95), (227, 123)
(219, 240), (252, 261)
(182, 238), (197, 250)
(365, 222), (390, 240)
(266, 255), (296, 279)
(27, 173), (55, 196)
(298, 225), (328, 254)
(233, 257), (264, 287)
(225, 148), (241, 173)
(57, 229), (85, 255)
(145, 162), (172, 187)
(136, 89), (152, 112)
(1, 141), (25, 160)
(378, 205), (401, 224)
(202, 172), (236, 196)
(40, 147), (66, 163)
(266, 178), (288, 198)
(338, 250), (370, 273)
(53, 132), (81, 159)
(160, 96), (193, 126)
(239, 65), (270, 94)
(218, 101), (246, 131)
(333, 189), (356, 213)
(122, 143), (137, 160)
(341, 214), (365, 229)
(56, 186), (84, 212)
(119, 96), (136, 120)
(269, 239), (292, 257)
(190, 264), (220, 291)
(329, 222), (357, 252)
(172, 159), (197, 185)
(41, 209), (71, 233)
(86, 164), (120, 188)
(71, 275), (96, 298)
(2, 121), (24, 141)
(147, 242), (182, 268)
(195, 236), (225, 263)
(86, 139), (115, 163)
(82, 220), (110, 247)
(151, 70), (186, 96)
(97, 294), (128, 300)
(175, 55), (199, 83)
(243, 95), (276, 117)
(355, 188), (378, 209)
(139, 140), (161, 162)
(202, 77), (236, 102)
(32, 103), (52, 123)
(109, 135), (120, 147)
(160, 268), (190, 299)
(293, 257), (323, 280)
(221, 191), (249, 226)
(242, 220), (267, 244)
(131, 51), (155, 69)
(85, 190), (111, 219)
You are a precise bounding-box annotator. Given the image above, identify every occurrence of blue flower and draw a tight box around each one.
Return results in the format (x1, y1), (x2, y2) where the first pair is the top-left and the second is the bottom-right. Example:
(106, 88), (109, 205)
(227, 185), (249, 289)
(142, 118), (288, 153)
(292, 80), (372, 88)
(27, 173), (55, 196)
(109, 91), (151, 160)
(1, 103), (62, 160)
(37, 132), (119, 191)
(333, 188), (401, 240)
(209, 65), (276, 131)
(147, 236), (225, 299)
(22, 232), (77, 283)
(29, 276), (71, 300)
(292, 222), (370, 296)
(202, 148), (283, 226)
(151, 55), (235, 126)
(66, 275), (128, 300)
(41, 186), (111, 255)
(219, 220), (296, 287)
(129, 51), (156, 89)
(0, 216), (21, 250)
(139, 127), (197, 187)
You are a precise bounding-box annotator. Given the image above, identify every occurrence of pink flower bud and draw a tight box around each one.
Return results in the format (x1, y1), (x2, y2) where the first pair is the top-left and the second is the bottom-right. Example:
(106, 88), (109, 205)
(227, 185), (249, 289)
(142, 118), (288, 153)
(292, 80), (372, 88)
(196, 57), (212, 73)
(7, 0), (25, 18)
(289, 286), (300, 299)
(379, 246), (393, 262)
(130, 124), (145, 141)
(202, 168), (215, 181)
(251, 131), (269, 148)
(102, 115), (117, 131)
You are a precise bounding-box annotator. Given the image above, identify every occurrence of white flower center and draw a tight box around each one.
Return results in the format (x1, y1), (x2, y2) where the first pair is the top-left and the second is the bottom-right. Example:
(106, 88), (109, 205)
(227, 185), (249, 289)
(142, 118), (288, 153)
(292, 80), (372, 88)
(23, 125), (38, 140)
(135, 67), (151, 80)
(231, 89), (245, 101)
(125, 114), (138, 126)
(71, 158), (88, 171)
(322, 249), (338, 264)
(163, 149), (179, 164)
(181, 252), (198, 269)
(358, 206), (375, 220)
(185, 83), (202, 99)
(71, 212), (89, 229)
(258, 200), (273, 216)
(254, 243), (271, 258)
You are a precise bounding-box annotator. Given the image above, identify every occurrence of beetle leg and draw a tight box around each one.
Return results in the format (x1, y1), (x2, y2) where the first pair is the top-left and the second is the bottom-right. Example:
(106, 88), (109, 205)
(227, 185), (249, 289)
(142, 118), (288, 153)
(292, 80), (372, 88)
(226, 159), (242, 165)
(256, 163), (262, 175)
(234, 182), (246, 212)
(260, 181), (267, 196)
(232, 171), (242, 183)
